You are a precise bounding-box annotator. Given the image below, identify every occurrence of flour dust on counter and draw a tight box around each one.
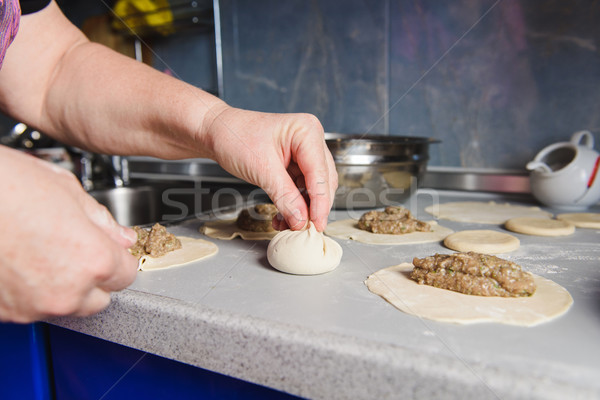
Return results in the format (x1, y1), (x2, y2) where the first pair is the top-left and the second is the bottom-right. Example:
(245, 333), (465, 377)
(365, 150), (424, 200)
(443, 230), (520, 253)
(365, 261), (573, 326)
(556, 212), (600, 229)
(325, 219), (453, 245)
(201, 203), (280, 240)
(425, 201), (553, 224)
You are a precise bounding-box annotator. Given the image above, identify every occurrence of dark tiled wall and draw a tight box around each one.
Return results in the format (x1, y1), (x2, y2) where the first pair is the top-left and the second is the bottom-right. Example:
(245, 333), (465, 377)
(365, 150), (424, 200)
(5, 1), (598, 171)
(218, 0), (600, 168)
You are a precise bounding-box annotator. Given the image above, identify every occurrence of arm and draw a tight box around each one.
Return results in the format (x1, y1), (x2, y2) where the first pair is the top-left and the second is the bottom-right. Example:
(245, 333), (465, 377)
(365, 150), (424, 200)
(0, 1), (337, 230)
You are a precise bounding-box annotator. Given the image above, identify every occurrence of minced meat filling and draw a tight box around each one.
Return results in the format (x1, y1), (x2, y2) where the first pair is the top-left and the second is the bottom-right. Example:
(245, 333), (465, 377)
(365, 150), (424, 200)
(130, 223), (182, 259)
(411, 252), (536, 297)
(236, 203), (278, 232)
(358, 206), (431, 234)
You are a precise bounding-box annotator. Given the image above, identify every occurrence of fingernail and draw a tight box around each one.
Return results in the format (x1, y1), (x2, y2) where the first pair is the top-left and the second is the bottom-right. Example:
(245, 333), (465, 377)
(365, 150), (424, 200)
(290, 209), (309, 230)
(120, 226), (137, 245)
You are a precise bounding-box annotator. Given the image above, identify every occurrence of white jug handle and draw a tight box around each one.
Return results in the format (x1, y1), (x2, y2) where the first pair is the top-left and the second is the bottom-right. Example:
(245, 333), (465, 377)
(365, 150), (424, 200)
(570, 130), (594, 148)
(526, 160), (552, 173)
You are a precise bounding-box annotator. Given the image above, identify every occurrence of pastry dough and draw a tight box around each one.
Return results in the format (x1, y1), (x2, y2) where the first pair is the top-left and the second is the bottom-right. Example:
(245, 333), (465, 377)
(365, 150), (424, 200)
(324, 219), (452, 245)
(267, 222), (343, 275)
(443, 230), (520, 253)
(425, 201), (553, 224)
(138, 236), (218, 271)
(505, 217), (575, 236)
(201, 219), (278, 240)
(556, 213), (600, 229)
(366, 263), (573, 326)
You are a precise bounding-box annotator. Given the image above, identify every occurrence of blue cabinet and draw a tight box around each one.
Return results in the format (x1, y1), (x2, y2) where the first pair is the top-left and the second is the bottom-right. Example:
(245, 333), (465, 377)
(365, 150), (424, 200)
(0, 323), (298, 400)
(0, 323), (53, 400)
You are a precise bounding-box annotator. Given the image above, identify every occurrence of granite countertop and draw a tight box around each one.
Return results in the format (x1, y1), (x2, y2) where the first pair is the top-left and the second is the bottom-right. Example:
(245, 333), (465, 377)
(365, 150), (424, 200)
(49, 191), (600, 400)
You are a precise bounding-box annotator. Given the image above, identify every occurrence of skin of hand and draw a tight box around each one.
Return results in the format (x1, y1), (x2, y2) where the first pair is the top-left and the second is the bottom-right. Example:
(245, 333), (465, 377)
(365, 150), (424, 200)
(0, 146), (138, 323)
(0, 1), (338, 232)
(0, 2), (337, 323)
(201, 106), (338, 232)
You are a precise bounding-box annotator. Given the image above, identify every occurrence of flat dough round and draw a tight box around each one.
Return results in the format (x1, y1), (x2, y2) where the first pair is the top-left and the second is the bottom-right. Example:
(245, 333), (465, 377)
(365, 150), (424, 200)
(201, 219), (278, 240)
(443, 230), (520, 253)
(425, 201), (553, 224)
(267, 222), (342, 275)
(365, 263), (573, 326)
(505, 217), (575, 236)
(138, 236), (218, 271)
(556, 213), (600, 229)
(324, 219), (453, 245)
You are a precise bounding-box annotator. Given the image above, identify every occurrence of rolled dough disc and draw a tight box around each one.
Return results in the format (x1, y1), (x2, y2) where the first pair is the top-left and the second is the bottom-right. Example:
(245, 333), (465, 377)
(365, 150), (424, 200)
(505, 217), (575, 236)
(556, 213), (600, 229)
(201, 219), (278, 240)
(138, 236), (218, 271)
(324, 219), (453, 245)
(425, 201), (553, 224)
(365, 263), (573, 326)
(443, 230), (520, 253)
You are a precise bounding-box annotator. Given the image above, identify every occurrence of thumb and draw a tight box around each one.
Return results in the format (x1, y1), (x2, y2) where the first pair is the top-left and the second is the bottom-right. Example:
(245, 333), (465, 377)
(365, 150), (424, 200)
(82, 194), (138, 248)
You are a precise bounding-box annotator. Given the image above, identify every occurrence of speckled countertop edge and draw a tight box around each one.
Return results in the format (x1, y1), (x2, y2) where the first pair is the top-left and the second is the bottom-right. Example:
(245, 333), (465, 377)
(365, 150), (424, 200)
(47, 289), (597, 400)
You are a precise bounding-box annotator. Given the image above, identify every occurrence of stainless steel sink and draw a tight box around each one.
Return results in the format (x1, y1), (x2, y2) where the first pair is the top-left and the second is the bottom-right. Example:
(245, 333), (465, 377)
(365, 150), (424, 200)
(90, 186), (161, 227)
(89, 182), (269, 227)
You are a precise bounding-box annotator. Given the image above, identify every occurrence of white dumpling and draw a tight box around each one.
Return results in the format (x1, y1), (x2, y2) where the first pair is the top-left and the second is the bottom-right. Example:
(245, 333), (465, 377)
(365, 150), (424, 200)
(267, 222), (343, 275)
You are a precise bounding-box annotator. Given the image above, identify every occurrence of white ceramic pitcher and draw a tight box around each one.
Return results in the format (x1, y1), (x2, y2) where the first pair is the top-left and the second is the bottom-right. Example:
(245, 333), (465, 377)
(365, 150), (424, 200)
(526, 130), (600, 209)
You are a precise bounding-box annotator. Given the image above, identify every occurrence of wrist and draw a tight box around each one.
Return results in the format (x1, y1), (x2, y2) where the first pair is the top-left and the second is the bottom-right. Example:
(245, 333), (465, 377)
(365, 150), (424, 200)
(197, 99), (232, 160)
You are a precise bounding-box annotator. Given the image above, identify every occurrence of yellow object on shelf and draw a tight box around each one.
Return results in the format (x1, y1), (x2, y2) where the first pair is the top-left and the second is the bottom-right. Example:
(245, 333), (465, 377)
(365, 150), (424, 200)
(112, 0), (174, 36)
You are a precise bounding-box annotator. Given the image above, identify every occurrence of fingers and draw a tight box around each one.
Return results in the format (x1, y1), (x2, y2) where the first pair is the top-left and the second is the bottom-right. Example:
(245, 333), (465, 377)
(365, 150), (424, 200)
(81, 193), (138, 248)
(292, 136), (336, 232)
(267, 165), (310, 231)
(71, 287), (112, 317)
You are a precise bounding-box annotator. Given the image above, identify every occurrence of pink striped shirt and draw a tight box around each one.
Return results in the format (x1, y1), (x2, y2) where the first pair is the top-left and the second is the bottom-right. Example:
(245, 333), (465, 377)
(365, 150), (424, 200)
(0, 0), (20, 68)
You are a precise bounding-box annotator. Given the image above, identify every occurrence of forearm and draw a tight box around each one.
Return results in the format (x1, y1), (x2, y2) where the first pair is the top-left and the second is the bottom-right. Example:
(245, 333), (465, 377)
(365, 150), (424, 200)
(0, 1), (225, 159)
(43, 42), (225, 159)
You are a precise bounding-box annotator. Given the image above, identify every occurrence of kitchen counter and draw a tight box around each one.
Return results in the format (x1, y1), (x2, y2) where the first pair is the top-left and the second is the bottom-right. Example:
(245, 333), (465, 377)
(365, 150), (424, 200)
(48, 191), (600, 400)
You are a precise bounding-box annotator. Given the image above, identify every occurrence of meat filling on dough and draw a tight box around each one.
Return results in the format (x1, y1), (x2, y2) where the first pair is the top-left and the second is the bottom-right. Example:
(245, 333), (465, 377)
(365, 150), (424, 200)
(410, 252), (536, 297)
(358, 206), (431, 234)
(130, 223), (182, 259)
(236, 203), (278, 232)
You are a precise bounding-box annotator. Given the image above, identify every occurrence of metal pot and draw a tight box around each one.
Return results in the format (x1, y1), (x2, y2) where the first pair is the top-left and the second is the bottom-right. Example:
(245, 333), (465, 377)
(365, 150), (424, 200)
(325, 133), (438, 209)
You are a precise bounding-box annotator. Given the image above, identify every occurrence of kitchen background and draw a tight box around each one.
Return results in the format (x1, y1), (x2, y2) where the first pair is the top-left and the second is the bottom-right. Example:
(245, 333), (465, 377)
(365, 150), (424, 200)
(2, 0), (599, 170)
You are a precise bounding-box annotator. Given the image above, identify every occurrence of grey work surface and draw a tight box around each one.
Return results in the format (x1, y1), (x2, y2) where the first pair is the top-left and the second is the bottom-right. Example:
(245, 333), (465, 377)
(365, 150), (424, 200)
(49, 191), (600, 400)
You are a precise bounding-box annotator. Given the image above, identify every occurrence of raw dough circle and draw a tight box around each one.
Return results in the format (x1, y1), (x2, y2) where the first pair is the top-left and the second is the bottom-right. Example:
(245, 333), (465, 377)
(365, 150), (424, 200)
(201, 219), (278, 240)
(425, 201), (553, 224)
(443, 230), (520, 253)
(267, 222), (342, 275)
(505, 217), (575, 236)
(365, 263), (573, 326)
(138, 236), (218, 271)
(324, 219), (453, 245)
(556, 213), (600, 229)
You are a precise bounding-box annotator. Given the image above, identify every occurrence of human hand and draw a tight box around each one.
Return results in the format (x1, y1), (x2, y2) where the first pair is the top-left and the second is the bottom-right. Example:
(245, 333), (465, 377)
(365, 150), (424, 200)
(202, 106), (337, 232)
(0, 147), (138, 323)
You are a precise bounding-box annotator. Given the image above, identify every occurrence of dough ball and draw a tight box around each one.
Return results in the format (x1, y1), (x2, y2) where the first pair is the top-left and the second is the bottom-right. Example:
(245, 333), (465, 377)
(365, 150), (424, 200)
(443, 230), (520, 254)
(267, 222), (343, 275)
(556, 213), (600, 229)
(505, 217), (575, 236)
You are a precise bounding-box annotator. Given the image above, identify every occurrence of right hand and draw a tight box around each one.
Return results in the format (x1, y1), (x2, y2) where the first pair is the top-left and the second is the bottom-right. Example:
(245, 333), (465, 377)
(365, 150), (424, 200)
(0, 146), (138, 323)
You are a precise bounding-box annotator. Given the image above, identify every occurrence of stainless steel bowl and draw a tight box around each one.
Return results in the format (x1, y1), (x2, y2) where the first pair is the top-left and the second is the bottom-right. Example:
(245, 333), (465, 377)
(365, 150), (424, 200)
(325, 133), (438, 209)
